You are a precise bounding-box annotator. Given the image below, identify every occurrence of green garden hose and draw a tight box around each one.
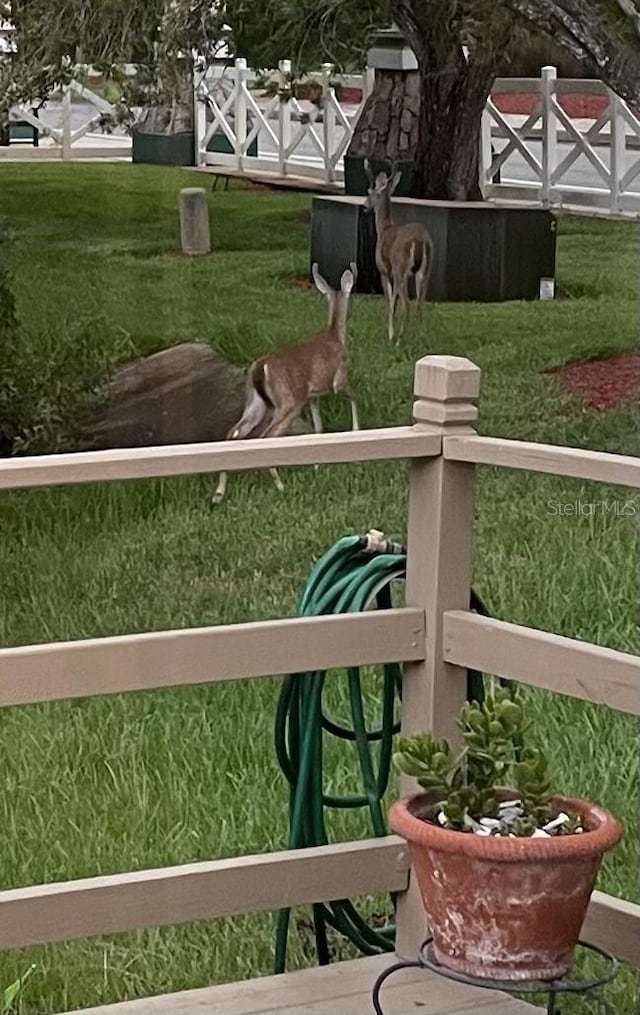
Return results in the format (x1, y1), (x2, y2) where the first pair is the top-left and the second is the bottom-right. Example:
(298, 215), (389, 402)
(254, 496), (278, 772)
(273, 533), (493, 974)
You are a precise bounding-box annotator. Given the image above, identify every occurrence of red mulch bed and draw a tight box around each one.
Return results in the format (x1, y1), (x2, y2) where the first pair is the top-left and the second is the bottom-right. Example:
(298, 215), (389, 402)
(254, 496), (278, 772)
(336, 86), (362, 105)
(549, 353), (640, 410)
(491, 93), (611, 118)
(334, 89), (627, 120)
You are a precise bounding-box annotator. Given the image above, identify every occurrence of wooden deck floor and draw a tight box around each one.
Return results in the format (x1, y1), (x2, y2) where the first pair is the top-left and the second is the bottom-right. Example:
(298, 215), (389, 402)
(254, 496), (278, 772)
(189, 165), (343, 193)
(61, 954), (541, 1015)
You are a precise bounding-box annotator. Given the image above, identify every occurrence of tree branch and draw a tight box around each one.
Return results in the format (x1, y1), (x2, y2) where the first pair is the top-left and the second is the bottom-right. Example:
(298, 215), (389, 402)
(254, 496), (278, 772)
(502, 0), (640, 102)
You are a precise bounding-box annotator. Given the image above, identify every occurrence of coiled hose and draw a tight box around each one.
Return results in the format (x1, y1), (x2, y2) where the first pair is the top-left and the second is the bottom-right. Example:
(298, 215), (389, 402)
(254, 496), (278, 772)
(273, 533), (493, 973)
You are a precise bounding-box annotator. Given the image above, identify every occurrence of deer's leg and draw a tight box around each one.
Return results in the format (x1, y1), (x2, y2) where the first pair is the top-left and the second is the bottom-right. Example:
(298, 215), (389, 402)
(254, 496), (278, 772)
(400, 282), (410, 335)
(212, 469), (228, 505)
(387, 285), (397, 344)
(309, 396), (323, 473)
(414, 248), (427, 306)
(269, 467), (285, 492)
(379, 271), (395, 343)
(349, 395), (360, 431)
(309, 397), (323, 434)
(334, 369), (360, 431)
(256, 391), (306, 490)
(391, 268), (408, 343)
(414, 246), (432, 328)
(211, 390), (271, 505)
(261, 406), (301, 441)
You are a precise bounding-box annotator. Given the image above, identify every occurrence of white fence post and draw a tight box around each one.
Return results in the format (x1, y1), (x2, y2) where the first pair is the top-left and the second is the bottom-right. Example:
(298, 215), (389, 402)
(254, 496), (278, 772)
(278, 59), (292, 176)
(363, 66), (375, 101)
(541, 65), (558, 207)
(193, 61), (206, 168)
(395, 354), (481, 960)
(480, 109), (493, 193)
(321, 63), (336, 183)
(61, 84), (72, 159)
(609, 90), (625, 215)
(234, 57), (248, 171)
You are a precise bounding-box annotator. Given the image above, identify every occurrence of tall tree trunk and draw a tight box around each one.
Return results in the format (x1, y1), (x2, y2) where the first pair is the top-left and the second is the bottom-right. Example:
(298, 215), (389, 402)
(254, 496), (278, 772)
(348, 69), (420, 164)
(388, 1), (513, 200)
(415, 35), (513, 201)
(414, 59), (494, 200)
(348, 57), (503, 201)
(344, 5), (514, 200)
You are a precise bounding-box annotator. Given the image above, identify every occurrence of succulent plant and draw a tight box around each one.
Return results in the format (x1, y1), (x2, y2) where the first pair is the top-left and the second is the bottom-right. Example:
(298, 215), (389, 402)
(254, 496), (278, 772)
(394, 685), (566, 836)
(514, 746), (553, 826)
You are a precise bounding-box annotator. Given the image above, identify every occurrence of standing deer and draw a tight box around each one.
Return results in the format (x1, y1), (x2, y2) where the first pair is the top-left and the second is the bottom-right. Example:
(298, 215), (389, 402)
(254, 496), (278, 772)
(212, 262), (359, 505)
(364, 159), (434, 344)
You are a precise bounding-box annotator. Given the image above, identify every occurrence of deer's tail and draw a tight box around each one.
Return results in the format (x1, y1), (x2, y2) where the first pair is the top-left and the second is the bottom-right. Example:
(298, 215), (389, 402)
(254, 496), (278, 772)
(417, 239), (433, 303)
(229, 362), (272, 440)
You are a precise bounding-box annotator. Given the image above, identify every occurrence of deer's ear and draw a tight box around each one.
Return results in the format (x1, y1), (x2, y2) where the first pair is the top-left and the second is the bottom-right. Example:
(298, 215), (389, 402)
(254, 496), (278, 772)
(340, 267), (355, 295)
(389, 169), (402, 195)
(364, 158), (374, 185)
(312, 262), (331, 295)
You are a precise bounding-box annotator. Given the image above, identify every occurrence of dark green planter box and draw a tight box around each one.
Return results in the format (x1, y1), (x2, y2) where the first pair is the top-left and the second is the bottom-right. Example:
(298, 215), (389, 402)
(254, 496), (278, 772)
(1, 111), (39, 147)
(310, 195), (556, 302)
(132, 128), (195, 166)
(10, 122), (38, 144)
(206, 133), (258, 158)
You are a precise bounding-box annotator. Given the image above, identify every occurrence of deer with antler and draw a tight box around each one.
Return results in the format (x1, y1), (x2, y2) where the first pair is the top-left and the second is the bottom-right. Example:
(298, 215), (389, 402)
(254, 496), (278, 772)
(364, 159), (434, 344)
(212, 262), (359, 505)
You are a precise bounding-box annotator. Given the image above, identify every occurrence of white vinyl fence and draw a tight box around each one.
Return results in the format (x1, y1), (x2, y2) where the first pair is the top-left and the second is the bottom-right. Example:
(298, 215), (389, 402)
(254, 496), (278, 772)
(197, 61), (640, 218)
(195, 59), (374, 184)
(5, 54), (639, 219)
(482, 66), (640, 217)
(4, 70), (131, 159)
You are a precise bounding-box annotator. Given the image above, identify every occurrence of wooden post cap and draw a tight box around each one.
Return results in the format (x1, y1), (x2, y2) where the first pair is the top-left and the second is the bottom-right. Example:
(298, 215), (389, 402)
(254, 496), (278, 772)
(412, 355), (481, 428)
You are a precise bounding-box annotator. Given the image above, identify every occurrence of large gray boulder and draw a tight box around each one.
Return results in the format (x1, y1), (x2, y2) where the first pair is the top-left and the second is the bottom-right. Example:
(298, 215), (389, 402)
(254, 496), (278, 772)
(83, 342), (309, 450)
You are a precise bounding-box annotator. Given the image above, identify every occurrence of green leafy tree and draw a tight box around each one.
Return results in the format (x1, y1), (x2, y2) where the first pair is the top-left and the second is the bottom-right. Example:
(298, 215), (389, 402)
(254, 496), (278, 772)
(390, 0), (640, 198)
(1, 1), (639, 194)
(225, 0), (640, 199)
(0, 1), (227, 132)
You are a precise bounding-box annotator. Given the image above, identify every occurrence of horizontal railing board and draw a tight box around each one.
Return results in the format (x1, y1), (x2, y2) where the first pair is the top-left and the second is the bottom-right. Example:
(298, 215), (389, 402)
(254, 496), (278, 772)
(491, 77), (542, 94)
(443, 611), (640, 715)
(56, 958), (537, 1015)
(0, 147), (132, 160)
(484, 184), (640, 220)
(444, 435), (640, 488)
(0, 427), (440, 491)
(582, 890), (640, 966)
(490, 126), (640, 152)
(0, 837), (409, 950)
(491, 77), (609, 96)
(0, 609), (425, 708)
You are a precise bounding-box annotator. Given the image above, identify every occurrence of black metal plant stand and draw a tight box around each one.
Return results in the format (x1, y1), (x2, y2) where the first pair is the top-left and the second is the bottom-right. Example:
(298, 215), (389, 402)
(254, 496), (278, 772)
(372, 938), (619, 1015)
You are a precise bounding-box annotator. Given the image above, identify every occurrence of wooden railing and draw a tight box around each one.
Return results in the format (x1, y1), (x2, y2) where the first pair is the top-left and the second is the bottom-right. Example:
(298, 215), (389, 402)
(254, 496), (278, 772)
(0, 354), (638, 1002)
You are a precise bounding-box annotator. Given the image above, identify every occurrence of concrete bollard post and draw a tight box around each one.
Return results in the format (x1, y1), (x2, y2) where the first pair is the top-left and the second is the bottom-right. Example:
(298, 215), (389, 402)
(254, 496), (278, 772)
(179, 187), (211, 256)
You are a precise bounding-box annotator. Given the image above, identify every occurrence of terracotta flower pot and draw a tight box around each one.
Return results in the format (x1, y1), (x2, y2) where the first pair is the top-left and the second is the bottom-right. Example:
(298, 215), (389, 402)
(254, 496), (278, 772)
(389, 790), (623, 981)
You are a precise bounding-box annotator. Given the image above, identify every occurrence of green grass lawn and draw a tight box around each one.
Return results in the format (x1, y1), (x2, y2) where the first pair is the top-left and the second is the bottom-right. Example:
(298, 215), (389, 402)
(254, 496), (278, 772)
(0, 164), (638, 1013)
